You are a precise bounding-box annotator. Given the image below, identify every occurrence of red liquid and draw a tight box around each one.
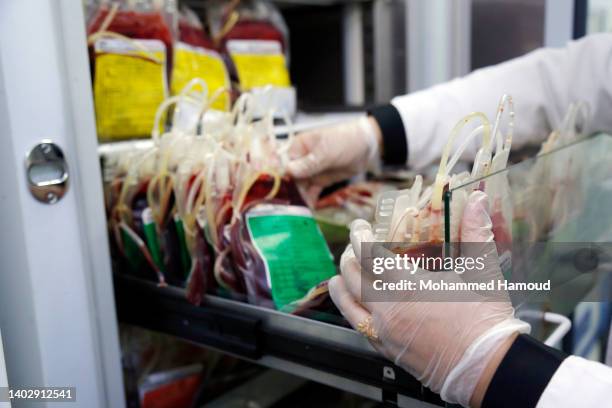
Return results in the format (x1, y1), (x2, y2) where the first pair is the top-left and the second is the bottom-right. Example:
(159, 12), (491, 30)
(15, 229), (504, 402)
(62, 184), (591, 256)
(291, 279), (337, 318)
(179, 20), (214, 49)
(316, 185), (373, 210)
(87, 8), (174, 76)
(243, 175), (306, 209)
(186, 224), (214, 305)
(87, 9), (173, 51)
(222, 20), (286, 52)
(229, 176), (308, 307)
(392, 242), (446, 271)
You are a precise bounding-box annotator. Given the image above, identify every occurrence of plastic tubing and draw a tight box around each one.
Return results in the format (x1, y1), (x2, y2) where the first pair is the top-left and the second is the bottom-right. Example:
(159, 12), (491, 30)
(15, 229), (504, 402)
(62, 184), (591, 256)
(196, 87), (231, 136)
(563, 101), (591, 140)
(179, 78), (209, 101)
(205, 147), (222, 248)
(446, 125), (485, 173)
(432, 112), (491, 211)
(491, 94), (515, 156)
(98, 2), (119, 34)
(115, 148), (158, 221)
(87, 31), (164, 65)
(152, 96), (185, 142)
(389, 207), (419, 242)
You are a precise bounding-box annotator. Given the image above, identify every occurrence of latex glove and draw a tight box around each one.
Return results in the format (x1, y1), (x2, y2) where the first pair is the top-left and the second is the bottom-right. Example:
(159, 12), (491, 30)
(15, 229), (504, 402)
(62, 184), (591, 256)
(329, 191), (530, 407)
(287, 116), (381, 200)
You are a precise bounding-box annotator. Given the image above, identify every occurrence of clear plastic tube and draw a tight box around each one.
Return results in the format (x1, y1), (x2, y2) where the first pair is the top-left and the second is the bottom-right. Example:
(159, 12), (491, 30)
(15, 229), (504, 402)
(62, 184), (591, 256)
(87, 31), (164, 64)
(432, 112), (491, 211)
(491, 94), (514, 156)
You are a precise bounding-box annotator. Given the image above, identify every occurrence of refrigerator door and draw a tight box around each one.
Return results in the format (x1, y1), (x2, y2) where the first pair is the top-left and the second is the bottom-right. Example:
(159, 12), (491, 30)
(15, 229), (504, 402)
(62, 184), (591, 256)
(0, 1), (123, 407)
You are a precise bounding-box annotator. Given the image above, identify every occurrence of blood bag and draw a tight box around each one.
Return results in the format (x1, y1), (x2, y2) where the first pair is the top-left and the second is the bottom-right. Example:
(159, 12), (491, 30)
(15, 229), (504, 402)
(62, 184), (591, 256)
(371, 97), (518, 266)
(172, 7), (231, 111)
(206, 0), (289, 55)
(519, 101), (590, 240)
(205, 0), (293, 116)
(104, 87), (338, 317)
(87, 1), (176, 139)
(87, 1), (174, 70)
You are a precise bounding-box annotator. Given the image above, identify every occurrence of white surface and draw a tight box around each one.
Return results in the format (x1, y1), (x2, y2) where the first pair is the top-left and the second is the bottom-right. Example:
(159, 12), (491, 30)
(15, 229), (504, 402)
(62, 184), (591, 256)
(0, 1), (124, 407)
(536, 355), (612, 408)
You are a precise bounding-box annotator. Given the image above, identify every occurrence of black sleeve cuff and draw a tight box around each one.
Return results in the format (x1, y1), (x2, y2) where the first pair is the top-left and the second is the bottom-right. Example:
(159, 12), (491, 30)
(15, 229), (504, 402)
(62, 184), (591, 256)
(368, 104), (408, 166)
(482, 334), (568, 408)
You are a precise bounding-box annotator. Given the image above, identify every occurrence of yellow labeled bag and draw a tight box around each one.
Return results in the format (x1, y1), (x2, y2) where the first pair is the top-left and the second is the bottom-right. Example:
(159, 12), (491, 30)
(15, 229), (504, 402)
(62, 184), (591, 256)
(94, 38), (167, 140)
(171, 42), (231, 111)
(227, 40), (290, 90)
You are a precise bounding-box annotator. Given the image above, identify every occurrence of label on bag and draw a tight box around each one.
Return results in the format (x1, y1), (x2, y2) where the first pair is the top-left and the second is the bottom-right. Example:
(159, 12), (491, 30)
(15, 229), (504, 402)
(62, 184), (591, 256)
(119, 222), (145, 270)
(171, 42), (230, 111)
(246, 204), (336, 309)
(227, 40), (291, 90)
(142, 207), (163, 270)
(174, 213), (192, 275)
(94, 38), (167, 139)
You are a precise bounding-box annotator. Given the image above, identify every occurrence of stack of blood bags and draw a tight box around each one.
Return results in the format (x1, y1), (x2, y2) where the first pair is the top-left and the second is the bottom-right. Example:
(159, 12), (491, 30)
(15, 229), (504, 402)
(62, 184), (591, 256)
(516, 102), (590, 241)
(371, 95), (516, 262)
(105, 83), (337, 317)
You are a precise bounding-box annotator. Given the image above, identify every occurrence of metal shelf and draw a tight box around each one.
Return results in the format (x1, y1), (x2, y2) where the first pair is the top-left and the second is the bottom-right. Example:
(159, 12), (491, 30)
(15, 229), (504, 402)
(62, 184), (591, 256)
(183, 0), (371, 9)
(114, 274), (444, 407)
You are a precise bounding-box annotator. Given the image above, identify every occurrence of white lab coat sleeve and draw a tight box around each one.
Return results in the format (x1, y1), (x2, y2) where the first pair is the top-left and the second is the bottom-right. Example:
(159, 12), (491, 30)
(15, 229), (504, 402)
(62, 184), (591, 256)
(535, 356), (612, 407)
(390, 33), (612, 170)
(481, 334), (611, 407)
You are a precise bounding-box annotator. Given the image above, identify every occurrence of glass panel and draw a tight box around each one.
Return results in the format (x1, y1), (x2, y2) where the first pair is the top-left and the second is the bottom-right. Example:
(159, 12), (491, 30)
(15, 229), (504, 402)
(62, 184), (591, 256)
(588, 0), (612, 33)
(445, 133), (612, 244)
(444, 133), (612, 336)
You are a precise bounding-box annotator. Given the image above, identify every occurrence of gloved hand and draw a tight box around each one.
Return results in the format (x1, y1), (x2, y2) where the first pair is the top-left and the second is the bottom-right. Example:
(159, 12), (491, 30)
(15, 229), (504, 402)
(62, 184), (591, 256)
(329, 191), (530, 407)
(287, 116), (381, 200)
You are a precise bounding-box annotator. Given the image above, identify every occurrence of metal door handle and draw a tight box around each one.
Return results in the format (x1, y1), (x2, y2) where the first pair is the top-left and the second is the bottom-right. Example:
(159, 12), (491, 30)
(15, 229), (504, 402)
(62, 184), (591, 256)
(25, 140), (69, 204)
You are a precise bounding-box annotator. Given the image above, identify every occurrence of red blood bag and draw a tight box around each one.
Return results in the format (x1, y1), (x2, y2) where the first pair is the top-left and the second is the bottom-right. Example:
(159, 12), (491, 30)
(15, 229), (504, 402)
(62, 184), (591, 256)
(87, 1), (174, 74)
(207, 0), (288, 52)
(178, 6), (214, 50)
(87, 4), (173, 51)
(228, 176), (307, 307)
